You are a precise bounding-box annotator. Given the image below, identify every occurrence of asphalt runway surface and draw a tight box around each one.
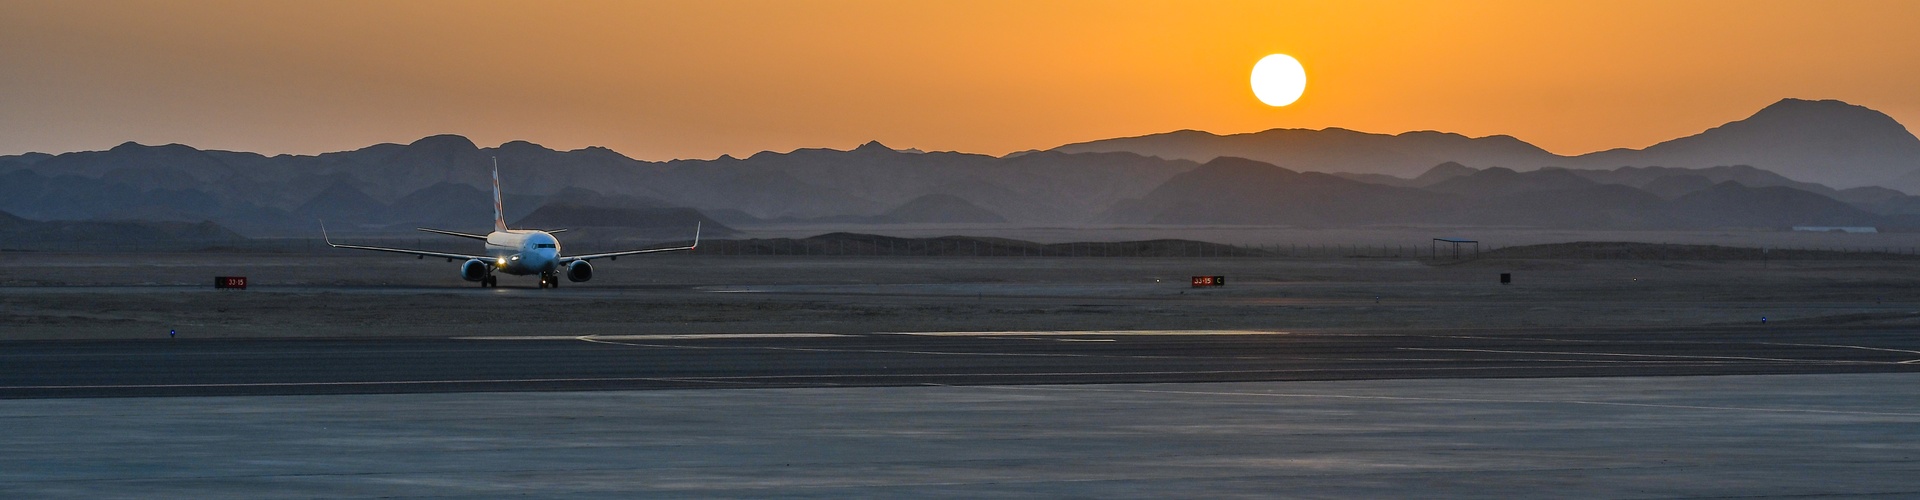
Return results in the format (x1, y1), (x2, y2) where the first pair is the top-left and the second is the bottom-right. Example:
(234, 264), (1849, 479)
(7, 327), (1919, 399)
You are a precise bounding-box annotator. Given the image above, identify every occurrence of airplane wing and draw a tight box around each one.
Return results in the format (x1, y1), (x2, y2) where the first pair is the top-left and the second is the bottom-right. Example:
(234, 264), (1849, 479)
(325, 222), (490, 261)
(420, 227), (566, 238)
(560, 223), (700, 263)
(417, 227), (489, 240)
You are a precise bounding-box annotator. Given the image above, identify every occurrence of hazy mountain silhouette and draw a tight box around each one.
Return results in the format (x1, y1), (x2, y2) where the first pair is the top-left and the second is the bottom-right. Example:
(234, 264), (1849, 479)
(1885, 170), (1920, 194)
(4, 97), (1918, 236)
(1424, 167), (1598, 198)
(1413, 161), (1480, 186)
(1056, 128), (1559, 178)
(511, 203), (737, 237)
(1639, 174), (1716, 199)
(383, 183), (495, 228)
(1434, 184), (1666, 228)
(1327, 172), (1419, 187)
(0, 207), (244, 250)
(879, 194), (1007, 224)
(1330, 162), (1920, 216)
(1552, 165), (1834, 196)
(1052, 98), (1920, 189)
(0, 133), (1202, 235)
(644, 142), (1188, 222)
(1104, 157), (1452, 226)
(1103, 157), (1888, 229)
(0, 208), (32, 230)
(1578, 99), (1920, 188)
(1662, 182), (1879, 228)
(1332, 161), (1482, 188)
(294, 181), (386, 223)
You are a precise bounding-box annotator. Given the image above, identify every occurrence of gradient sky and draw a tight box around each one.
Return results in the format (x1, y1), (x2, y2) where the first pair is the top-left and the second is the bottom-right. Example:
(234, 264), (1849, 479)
(4, 0), (1918, 160)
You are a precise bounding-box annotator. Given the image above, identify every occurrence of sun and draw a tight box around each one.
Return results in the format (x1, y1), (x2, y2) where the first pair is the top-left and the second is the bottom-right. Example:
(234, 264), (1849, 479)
(1250, 54), (1307, 107)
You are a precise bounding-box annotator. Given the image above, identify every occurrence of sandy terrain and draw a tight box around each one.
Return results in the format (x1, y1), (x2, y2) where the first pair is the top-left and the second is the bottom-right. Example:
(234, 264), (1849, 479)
(2, 251), (1916, 340)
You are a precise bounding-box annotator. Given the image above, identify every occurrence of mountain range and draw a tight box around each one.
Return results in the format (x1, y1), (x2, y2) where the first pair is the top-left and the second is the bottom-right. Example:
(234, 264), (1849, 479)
(1056, 98), (1920, 190)
(1108, 158), (1900, 230)
(2, 97), (1918, 237)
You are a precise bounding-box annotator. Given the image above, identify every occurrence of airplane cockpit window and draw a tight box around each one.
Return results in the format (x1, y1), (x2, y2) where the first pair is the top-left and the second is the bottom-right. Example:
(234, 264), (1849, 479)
(535, 243), (557, 249)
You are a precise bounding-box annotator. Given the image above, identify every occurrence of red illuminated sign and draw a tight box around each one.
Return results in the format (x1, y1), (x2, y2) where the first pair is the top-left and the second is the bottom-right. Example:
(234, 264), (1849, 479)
(215, 276), (248, 290)
(1191, 276), (1225, 287)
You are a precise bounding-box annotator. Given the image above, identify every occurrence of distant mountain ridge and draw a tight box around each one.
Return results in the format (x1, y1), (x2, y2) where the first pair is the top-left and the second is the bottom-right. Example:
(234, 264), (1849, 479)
(509, 203), (738, 241)
(1104, 157), (1452, 226)
(1055, 98), (1920, 190)
(0, 208), (244, 251)
(1102, 157), (1896, 230)
(1057, 128), (1560, 179)
(4, 97), (1920, 236)
(1580, 99), (1920, 188)
(0, 136), (1194, 235)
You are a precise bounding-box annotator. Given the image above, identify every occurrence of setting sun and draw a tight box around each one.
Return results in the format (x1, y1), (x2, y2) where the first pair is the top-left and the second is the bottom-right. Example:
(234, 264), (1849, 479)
(1250, 54), (1308, 107)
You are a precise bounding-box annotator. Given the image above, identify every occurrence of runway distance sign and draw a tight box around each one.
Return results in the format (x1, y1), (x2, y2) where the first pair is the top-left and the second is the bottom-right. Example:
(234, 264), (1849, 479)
(1191, 276), (1225, 287)
(215, 276), (247, 290)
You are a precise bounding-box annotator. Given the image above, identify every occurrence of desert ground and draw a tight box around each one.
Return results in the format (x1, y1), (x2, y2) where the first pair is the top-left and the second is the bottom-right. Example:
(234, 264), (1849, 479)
(3, 247), (1917, 340)
(6, 244), (1920, 497)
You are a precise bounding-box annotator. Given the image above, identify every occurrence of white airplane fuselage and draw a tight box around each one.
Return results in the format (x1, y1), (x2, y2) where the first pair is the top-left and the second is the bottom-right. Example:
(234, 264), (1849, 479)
(323, 157), (697, 288)
(486, 229), (561, 276)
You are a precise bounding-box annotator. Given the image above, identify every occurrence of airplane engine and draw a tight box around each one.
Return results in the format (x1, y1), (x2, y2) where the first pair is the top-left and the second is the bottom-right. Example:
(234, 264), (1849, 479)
(460, 259), (489, 282)
(566, 260), (593, 282)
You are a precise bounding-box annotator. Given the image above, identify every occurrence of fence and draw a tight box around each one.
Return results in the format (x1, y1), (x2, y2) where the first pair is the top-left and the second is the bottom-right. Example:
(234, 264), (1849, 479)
(12, 237), (1920, 261)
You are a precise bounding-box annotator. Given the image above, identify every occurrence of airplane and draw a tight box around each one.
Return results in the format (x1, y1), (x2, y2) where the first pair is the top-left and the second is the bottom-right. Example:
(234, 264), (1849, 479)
(321, 158), (699, 288)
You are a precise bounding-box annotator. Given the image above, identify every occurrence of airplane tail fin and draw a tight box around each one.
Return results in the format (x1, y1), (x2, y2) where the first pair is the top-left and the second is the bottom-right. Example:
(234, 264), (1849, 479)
(492, 157), (508, 232)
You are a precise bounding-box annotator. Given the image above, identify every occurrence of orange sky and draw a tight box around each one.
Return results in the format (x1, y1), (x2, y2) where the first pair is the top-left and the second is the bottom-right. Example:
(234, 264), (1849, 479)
(3, 0), (1918, 159)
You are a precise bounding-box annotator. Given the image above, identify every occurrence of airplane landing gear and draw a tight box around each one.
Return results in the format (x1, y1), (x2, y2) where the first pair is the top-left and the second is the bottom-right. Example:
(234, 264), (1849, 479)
(480, 275), (497, 288)
(539, 273), (559, 289)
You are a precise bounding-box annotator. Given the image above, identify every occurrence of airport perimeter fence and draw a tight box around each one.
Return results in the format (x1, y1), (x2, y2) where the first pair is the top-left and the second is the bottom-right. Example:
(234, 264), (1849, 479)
(17, 237), (1920, 261)
(7, 238), (1425, 258)
(686, 238), (1444, 259)
(570, 240), (1920, 260)
(678, 239), (1539, 259)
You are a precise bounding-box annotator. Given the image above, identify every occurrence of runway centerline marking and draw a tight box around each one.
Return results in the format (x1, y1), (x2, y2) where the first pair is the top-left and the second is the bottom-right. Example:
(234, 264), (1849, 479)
(1749, 342), (1920, 365)
(1397, 347), (1891, 365)
(570, 337), (1858, 364)
(1419, 334), (1920, 363)
(0, 362), (1823, 393)
(462, 333), (849, 340)
(960, 383), (1920, 418)
(572, 336), (1166, 358)
(894, 330), (1287, 337)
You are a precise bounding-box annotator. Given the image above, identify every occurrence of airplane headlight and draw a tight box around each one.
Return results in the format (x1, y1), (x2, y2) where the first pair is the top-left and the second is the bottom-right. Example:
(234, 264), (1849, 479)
(496, 257), (505, 266)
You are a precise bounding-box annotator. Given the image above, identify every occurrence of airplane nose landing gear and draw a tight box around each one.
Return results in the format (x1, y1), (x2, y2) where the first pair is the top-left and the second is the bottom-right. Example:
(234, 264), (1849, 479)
(538, 273), (559, 289)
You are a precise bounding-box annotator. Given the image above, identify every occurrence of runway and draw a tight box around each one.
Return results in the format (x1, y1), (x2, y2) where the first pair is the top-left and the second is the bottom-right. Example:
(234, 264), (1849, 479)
(7, 327), (1918, 399)
(7, 374), (1920, 498)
